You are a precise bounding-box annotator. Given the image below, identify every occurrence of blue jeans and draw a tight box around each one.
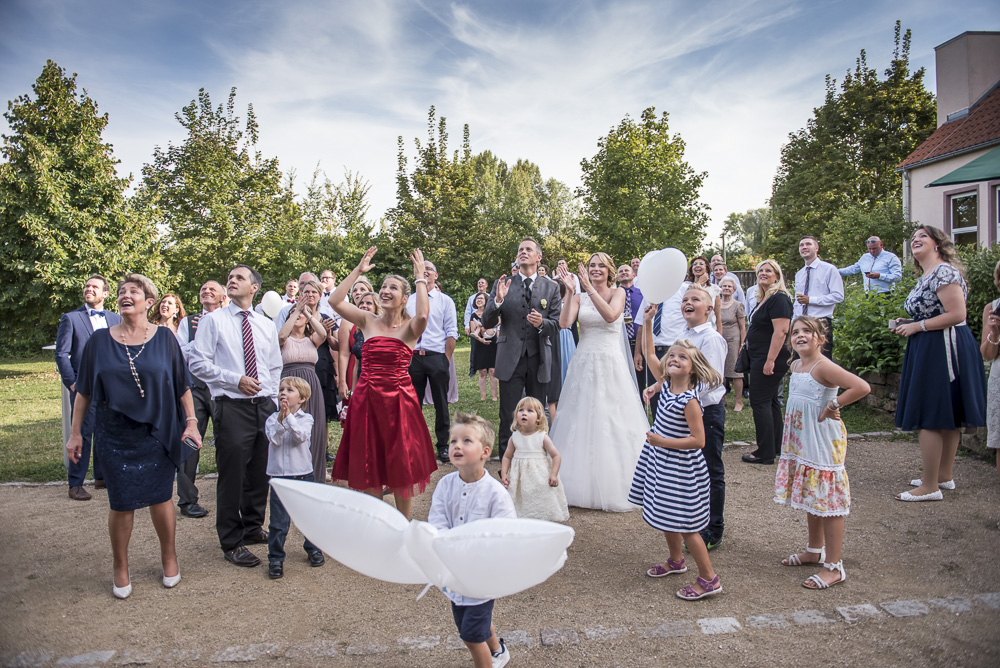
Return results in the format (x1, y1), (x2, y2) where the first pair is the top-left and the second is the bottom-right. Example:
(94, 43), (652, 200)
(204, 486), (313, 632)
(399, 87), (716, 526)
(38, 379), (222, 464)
(267, 473), (321, 563)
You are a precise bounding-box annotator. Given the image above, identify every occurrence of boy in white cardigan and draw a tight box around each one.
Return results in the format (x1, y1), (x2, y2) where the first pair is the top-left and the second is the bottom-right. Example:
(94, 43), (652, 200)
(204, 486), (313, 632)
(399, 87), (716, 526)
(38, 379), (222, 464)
(265, 376), (324, 579)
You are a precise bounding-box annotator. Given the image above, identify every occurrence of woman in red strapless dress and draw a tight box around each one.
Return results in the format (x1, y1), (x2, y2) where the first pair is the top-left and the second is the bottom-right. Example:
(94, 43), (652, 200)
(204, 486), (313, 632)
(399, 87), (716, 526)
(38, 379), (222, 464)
(329, 247), (437, 519)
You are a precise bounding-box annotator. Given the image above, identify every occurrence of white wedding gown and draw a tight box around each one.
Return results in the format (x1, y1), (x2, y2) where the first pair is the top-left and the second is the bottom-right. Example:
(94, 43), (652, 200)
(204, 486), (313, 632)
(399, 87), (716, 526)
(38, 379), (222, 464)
(549, 293), (649, 511)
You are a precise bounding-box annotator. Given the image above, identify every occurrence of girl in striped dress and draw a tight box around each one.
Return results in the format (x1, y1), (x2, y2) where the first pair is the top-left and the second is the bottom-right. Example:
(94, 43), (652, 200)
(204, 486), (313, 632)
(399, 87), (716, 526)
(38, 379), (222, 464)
(630, 304), (724, 601)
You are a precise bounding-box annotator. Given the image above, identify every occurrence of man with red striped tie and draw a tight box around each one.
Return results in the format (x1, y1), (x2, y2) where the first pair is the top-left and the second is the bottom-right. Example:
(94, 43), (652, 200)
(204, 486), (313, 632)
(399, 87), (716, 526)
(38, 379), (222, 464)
(190, 265), (283, 567)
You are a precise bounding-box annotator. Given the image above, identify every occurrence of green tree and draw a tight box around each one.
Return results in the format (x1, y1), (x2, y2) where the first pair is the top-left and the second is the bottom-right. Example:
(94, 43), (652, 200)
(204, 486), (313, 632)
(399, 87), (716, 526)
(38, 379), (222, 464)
(821, 198), (914, 271)
(0, 61), (165, 354)
(768, 22), (936, 272)
(578, 106), (709, 264)
(135, 88), (303, 305)
(299, 166), (375, 281)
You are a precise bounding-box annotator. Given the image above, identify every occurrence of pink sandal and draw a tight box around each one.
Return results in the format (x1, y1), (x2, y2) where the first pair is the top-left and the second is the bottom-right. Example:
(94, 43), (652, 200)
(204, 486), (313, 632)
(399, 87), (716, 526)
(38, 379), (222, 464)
(676, 575), (723, 600)
(647, 558), (687, 577)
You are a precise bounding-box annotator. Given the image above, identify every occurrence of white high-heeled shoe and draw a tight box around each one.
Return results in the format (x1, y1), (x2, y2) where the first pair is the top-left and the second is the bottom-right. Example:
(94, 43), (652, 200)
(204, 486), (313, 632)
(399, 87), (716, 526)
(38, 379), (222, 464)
(112, 572), (132, 599)
(162, 571), (181, 588)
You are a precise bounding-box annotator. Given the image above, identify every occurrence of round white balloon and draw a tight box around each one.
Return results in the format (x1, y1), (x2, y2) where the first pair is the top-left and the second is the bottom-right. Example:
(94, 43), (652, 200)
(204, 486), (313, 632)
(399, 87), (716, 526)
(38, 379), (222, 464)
(260, 291), (284, 319)
(637, 248), (687, 303)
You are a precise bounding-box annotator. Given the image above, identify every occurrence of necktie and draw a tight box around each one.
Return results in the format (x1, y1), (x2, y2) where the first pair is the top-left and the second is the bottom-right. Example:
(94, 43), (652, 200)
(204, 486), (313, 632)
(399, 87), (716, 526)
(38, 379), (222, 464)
(653, 303), (663, 337)
(624, 290), (635, 339)
(802, 266), (812, 315)
(89, 309), (105, 317)
(523, 278), (533, 306)
(239, 311), (259, 381)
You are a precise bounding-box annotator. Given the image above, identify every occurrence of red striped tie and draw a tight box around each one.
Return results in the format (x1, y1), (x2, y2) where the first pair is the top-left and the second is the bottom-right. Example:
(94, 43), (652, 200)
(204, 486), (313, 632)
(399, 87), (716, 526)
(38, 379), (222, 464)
(239, 311), (259, 381)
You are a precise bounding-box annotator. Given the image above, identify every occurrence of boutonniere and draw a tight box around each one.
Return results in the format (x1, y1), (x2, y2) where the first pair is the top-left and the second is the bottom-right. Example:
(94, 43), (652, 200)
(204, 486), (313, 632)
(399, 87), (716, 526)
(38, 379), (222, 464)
(540, 299), (547, 309)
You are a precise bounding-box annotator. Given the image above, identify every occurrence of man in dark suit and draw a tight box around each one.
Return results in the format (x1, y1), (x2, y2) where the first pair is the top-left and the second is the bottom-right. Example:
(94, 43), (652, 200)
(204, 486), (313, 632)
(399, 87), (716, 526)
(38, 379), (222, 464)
(174, 280), (225, 518)
(482, 238), (562, 457)
(55, 274), (122, 500)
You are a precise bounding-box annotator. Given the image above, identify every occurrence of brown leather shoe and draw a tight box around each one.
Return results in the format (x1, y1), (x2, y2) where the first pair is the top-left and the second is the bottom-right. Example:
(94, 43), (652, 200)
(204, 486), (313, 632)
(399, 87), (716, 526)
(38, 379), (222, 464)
(94, 479), (106, 489)
(244, 529), (269, 545)
(224, 546), (261, 567)
(68, 486), (92, 501)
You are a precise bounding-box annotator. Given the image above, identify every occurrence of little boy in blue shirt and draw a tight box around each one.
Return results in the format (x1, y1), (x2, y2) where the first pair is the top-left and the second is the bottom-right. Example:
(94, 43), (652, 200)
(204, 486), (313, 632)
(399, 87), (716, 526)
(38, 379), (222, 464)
(428, 412), (515, 668)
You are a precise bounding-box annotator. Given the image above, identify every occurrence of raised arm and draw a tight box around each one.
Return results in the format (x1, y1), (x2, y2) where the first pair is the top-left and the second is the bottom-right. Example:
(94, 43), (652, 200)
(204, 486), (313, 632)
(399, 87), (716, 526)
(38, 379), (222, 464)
(577, 264), (625, 324)
(277, 301), (305, 346)
(556, 266), (580, 328)
(480, 277), (506, 329)
(402, 249), (429, 343)
(330, 247), (378, 330)
(642, 304), (664, 383)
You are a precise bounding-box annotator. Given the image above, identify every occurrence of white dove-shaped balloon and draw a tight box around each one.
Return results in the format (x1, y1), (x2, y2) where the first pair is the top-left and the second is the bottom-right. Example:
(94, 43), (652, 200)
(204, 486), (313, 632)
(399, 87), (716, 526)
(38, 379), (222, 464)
(270, 479), (574, 599)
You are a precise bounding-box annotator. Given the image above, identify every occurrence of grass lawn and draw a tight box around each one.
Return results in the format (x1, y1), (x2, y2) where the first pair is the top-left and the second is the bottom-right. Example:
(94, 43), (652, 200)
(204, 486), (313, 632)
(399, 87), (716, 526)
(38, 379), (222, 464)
(0, 346), (898, 483)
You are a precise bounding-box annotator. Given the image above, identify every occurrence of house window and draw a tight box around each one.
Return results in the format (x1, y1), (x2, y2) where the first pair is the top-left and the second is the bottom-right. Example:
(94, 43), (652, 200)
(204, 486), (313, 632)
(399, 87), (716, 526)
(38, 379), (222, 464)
(949, 191), (978, 246)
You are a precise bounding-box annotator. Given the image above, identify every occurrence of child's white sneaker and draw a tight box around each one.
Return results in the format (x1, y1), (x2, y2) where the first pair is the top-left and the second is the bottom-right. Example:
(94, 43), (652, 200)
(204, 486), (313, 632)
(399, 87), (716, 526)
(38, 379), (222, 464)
(491, 638), (510, 668)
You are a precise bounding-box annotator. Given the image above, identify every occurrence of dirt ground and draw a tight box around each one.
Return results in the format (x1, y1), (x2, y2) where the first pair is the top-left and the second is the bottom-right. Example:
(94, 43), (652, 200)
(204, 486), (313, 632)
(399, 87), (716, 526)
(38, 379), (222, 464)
(2, 437), (999, 667)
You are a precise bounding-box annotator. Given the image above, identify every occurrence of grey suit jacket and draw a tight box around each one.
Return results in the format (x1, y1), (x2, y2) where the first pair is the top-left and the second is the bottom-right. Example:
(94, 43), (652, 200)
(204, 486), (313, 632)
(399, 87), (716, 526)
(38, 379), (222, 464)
(481, 274), (562, 383)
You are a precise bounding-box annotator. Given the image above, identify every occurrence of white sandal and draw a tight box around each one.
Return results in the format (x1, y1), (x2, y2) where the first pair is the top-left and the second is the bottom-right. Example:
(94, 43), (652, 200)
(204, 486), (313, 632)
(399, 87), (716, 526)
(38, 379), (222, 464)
(803, 560), (846, 589)
(910, 478), (956, 490)
(782, 545), (824, 566)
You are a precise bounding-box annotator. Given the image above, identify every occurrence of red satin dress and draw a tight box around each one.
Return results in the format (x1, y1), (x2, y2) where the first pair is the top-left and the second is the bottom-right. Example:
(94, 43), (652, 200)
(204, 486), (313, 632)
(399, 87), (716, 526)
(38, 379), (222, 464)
(332, 336), (438, 498)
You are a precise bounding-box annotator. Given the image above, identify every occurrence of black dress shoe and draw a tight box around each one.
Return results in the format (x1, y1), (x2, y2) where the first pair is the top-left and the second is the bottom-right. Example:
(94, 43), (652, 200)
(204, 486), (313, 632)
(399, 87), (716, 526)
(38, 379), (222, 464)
(308, 551), (325, 567)
(94, 479), (106, 490)
(180, 503), (209, 518)
(268, 561), (284, 579)
(244, 529), (269, 544)
(224, 546), (261, 567)
(326, 452), (335, 462)
(742, 454), (775, 465)
(437, 450), (450, 463)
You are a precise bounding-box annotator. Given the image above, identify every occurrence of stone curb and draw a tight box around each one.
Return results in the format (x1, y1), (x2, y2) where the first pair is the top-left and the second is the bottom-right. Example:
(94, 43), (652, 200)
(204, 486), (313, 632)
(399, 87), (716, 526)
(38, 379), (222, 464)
(6, 593), (997, 666)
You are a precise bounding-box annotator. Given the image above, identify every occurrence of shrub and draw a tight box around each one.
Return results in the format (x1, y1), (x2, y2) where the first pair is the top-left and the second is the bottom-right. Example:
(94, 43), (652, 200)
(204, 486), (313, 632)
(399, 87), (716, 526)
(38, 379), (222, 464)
(834, 277), (914, 374)
(958, 244), (1000, 336)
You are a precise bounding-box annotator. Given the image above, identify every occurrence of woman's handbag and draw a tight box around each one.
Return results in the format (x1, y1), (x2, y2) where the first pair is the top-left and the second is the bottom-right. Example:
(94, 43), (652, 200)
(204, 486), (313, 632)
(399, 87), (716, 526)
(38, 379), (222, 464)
(734, 343), (751, 374)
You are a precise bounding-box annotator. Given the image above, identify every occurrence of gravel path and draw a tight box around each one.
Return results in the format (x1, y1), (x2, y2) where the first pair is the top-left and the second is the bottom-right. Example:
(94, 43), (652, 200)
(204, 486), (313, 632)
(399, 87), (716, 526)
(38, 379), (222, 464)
(2, 437), (999, 667)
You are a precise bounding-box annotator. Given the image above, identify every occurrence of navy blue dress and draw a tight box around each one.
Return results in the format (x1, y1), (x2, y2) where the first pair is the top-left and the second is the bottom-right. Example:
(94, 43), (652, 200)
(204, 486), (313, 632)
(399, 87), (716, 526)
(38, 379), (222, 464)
(76, 327), (191, 511)
(896, 264), (987, 431)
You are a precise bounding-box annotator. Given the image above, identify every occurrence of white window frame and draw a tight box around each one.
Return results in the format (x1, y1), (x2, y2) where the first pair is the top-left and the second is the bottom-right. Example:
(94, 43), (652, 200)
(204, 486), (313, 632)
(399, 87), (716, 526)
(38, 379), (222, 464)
(947, 189), (978, 246)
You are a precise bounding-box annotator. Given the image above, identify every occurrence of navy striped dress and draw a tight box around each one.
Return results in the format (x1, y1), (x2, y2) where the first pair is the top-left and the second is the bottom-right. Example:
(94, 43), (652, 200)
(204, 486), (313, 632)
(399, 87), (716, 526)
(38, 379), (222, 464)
(628, 388), (710, 533)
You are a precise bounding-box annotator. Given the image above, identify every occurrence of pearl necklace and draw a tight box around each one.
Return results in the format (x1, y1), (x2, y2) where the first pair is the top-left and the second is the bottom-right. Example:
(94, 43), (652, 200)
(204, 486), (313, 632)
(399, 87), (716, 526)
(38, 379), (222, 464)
(119, 324), (151, 398)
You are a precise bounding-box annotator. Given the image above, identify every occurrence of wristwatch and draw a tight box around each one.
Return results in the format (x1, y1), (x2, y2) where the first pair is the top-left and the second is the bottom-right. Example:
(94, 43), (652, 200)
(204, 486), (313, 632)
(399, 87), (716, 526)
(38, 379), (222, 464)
(829, 398), (841, 410)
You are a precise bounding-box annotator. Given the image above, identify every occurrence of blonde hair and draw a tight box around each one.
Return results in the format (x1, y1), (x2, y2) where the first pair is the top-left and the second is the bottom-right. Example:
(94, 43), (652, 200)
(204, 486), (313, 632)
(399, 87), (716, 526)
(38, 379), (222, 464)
(787, 316), (828, 352)
(451, 412), (495, 451)
(510, 396), (549, 434)
(359, 291), (383, 315)
(661, 339), (723, 391)
(280, 376), (311, 402)
(382, 275), (412, 321)
(911, 225), (966, 277)
(118, 273), (158, 302)
(351, 278), (374, 301)
(683, 283), (714, 303)
(588, 252), (617, 288)
(754, 259), (791, 304)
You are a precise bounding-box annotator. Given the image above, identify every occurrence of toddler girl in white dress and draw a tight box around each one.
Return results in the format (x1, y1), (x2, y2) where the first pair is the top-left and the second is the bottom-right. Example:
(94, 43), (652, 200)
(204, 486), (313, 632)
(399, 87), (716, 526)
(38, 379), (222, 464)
(500, 397), (570, 521)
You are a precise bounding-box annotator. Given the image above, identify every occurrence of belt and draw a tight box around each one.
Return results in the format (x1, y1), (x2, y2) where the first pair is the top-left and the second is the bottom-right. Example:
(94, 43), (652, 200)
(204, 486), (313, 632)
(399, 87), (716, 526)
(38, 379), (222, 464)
(939, 321), (966, 383)
(214, 395), (271, 404)
(413, 350), (444, 356)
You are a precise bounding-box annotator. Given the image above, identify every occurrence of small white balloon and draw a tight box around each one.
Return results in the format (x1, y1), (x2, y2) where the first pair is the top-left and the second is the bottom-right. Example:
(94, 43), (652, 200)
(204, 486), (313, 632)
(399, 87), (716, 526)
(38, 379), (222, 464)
(637, 248), (687, 303)
(260, 291), (284, 319)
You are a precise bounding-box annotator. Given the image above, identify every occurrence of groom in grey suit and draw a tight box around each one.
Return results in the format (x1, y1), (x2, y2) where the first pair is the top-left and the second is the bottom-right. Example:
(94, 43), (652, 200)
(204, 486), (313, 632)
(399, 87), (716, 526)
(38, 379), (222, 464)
(482, 238), (562, 457)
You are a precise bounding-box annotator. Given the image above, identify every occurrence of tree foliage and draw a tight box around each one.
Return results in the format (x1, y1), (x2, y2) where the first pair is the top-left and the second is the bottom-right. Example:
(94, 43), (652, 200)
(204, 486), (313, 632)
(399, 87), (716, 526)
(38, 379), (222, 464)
(0, 61), (164, 354)
(578, 107), (709, 265)
(767, 22), (936, 272)
(134, 88), (304, 306)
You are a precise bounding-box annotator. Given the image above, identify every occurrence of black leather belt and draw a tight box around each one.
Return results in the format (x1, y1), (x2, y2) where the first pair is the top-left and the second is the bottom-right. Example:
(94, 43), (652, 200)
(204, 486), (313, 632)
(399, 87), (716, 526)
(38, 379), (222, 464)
(214, 395), (270, 404)
(414, 350), (443, 356)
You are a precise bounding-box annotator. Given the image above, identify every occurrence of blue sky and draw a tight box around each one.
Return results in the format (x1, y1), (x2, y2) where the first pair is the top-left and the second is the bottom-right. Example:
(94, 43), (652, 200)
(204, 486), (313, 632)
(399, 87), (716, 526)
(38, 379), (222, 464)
(1, 0), (997, 244)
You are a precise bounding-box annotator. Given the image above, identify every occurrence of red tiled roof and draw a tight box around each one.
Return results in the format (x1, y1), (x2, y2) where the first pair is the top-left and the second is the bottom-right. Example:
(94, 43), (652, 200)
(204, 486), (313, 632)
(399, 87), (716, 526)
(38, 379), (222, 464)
(898, 83), (1000, 169)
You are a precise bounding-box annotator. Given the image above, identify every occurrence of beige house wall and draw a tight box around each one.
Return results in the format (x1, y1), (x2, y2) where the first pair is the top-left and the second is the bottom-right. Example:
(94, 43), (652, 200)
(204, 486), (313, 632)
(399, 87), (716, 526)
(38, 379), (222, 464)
(935, 32), (1000, 126)
(905, 146), (997, 246)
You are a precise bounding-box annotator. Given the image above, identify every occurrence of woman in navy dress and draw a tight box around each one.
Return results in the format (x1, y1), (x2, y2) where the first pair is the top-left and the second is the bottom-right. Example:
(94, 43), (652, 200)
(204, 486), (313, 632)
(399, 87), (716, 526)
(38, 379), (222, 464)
(893, 226), (987, 502)
(67, 274), (201, 598)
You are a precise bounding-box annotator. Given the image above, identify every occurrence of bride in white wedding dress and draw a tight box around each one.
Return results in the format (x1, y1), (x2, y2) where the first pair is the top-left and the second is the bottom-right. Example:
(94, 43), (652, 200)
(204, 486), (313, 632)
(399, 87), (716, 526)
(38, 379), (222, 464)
(550, 253), (650, 511)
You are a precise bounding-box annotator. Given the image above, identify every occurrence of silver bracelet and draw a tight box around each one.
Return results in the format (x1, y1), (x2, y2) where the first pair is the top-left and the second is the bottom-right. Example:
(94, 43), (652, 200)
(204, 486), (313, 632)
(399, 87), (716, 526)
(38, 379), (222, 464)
(920, 320), (927, 332)
(988, 333), (1000, 345)
(414, 278), (428, 285)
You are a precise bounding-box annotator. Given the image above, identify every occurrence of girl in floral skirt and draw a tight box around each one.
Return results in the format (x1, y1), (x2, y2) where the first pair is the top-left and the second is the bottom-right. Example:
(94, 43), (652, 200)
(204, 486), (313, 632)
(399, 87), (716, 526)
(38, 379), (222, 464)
(774, 316), (870, 589)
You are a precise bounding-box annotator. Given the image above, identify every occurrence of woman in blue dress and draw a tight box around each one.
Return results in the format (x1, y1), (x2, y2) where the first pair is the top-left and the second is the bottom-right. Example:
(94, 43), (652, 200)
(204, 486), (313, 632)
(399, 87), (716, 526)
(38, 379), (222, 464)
(893, 226), (987, 502)
(67, 274), (201, 598)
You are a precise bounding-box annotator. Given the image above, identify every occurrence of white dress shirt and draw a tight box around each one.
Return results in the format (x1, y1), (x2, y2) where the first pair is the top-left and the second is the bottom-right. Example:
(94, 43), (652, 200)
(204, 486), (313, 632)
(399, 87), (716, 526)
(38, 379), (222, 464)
(265, 409), (315, 477)
(428, 470), (517, 605)
(87, 306), (109, 331)
(463, 293), (477, 331)
(793, 258), (844, 319)
(408, 288), (458, 354)
(637, 284), (688, 348)
(188, 302), (283, 405)
(680, 322), (728, 406)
